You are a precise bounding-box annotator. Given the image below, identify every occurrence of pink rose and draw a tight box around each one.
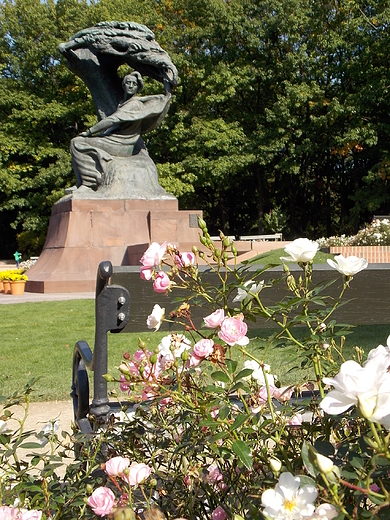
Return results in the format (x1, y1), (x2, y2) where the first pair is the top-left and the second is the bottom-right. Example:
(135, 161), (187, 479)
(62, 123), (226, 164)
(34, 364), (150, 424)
(273, 386), (294, 402)
(187, 353), (202, 367)
(204, 309), (225, 328)
(159, 397), (173, 408)
(184, 474), (192, 490)
(105, 456), (130, 478)
(18, 511), (42, 520)
(212, 506), (228, 520)
(210, 407), (219, 419)
(0, 507), (19, 519)
(87, 487), (115, 517)
(207, 464), (224, 485)
(142, 389), (156, 401)
(132, 350), (147, 363)
(153, 271), (171, 293)
(218, 316), (249, 346)
(143, 358), (164, 381)
(193, 338), (214, 359)
(123, 463), (152, 486)
(120, 374), (130, 393)
(175, 252), (196, 268)
(259, 385), (274, 404)
(288, 413), (303, 426)
(140, 242), (167, 267)
(140, 266), (153, 281)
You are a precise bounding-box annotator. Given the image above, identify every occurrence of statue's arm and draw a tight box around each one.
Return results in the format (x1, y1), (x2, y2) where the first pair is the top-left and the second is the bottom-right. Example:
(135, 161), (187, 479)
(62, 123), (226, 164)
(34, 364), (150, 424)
(79, 99), (144, 136)
(80, 114), (120, 136)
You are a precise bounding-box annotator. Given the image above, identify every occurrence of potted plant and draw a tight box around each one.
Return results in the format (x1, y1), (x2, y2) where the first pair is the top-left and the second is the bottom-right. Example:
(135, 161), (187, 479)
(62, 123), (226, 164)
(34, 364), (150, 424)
(6, 270), (28, 295)
(0, 270), (12, 294)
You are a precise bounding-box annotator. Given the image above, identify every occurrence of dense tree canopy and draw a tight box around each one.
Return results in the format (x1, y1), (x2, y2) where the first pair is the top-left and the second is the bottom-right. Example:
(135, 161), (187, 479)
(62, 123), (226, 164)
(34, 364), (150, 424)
(0, 0), (389, 256)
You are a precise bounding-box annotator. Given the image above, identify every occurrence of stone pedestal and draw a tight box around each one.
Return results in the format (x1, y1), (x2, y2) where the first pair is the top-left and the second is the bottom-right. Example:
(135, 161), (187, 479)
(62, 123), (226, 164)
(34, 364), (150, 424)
(26, 198), (202, 293)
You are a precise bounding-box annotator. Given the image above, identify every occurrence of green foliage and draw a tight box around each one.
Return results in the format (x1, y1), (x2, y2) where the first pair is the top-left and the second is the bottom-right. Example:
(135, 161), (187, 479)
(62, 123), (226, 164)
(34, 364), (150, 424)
(0, 0), (96, 256)
(1, 0), (390, 255)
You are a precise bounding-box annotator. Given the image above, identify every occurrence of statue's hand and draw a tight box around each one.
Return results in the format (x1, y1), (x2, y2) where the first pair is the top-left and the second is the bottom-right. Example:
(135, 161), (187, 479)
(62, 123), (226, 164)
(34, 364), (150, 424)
(163, 78), (172, 94)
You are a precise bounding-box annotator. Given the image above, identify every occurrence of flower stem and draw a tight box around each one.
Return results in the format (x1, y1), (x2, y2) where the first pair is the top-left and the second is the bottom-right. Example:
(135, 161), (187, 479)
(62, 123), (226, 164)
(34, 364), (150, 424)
(313, 355), (325, 399)
(370, 421), (383, 450)
(261, 364), (276, 421)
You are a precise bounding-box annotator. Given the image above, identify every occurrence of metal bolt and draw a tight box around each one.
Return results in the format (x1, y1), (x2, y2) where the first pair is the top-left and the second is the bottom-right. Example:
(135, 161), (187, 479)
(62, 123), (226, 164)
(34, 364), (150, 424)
(118, 312), (126, 322)
(118, 296), (126, 306)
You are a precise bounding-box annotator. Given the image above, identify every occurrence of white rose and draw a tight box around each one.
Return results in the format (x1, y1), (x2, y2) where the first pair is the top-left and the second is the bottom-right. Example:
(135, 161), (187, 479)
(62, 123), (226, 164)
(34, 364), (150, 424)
(233, 280), (264, 303)
(327, 255), (368, 276)
(146, 304), (165, 331)
(281, 238), (319, 263)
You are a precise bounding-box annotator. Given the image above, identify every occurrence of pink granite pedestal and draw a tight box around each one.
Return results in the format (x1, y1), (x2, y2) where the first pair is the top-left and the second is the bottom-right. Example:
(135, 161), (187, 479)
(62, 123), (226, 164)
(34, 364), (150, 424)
(26, 198), (202, 293)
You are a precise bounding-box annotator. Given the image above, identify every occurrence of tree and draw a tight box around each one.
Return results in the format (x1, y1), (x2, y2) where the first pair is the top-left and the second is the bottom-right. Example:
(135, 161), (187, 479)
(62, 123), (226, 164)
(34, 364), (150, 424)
(1, 0), (390, 256)
(0, 0), (95, 255)
(154, 0), (390, 237)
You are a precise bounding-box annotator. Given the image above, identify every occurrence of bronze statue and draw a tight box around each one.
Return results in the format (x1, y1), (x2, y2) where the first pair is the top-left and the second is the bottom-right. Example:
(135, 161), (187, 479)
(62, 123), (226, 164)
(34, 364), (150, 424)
(59, 22), (178, 199)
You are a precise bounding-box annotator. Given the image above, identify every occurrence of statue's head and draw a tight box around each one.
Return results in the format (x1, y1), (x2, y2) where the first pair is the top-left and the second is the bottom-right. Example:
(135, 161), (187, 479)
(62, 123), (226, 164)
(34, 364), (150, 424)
(122, 71), (144, 97)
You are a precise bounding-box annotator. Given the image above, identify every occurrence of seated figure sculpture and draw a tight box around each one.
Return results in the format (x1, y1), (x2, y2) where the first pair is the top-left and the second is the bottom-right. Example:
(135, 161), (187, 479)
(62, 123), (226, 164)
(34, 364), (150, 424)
(70, 71), (171, 195)
(59, 21), (178, 200)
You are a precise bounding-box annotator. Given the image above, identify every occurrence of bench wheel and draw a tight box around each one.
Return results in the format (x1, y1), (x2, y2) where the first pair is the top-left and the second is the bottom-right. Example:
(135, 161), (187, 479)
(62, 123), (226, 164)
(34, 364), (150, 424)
(72, 357), (90, 423)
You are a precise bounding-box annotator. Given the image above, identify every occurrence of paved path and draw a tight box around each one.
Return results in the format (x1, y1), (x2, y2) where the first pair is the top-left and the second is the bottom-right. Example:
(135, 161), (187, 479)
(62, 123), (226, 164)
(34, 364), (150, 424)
(0, 260), (94, 304)
(8, 400), (74, 439)
(3, 400), (74, 477)
(0, 290), (94, 304)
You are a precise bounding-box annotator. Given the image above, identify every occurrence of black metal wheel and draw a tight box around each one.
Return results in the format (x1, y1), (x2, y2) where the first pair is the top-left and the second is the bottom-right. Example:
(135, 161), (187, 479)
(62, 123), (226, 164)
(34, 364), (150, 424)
(71, 354), (90, 424)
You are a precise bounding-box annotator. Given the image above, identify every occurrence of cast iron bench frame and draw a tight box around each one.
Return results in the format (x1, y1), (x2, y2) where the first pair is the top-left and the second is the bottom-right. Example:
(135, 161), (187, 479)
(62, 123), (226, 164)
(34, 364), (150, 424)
(71, 260), (130, 435)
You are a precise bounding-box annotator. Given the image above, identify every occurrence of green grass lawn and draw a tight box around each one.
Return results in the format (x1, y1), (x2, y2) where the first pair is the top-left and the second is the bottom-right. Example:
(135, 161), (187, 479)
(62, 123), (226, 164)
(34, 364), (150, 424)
(245, 248), (333, 265)
(1, 299), (389, 401)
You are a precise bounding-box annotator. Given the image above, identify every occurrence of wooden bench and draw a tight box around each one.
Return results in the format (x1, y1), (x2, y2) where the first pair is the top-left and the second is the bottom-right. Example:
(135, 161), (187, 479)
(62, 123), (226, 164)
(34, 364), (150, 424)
(210, 235), (236, 241)
(373, 215), (390, 221)
(71, 259), (390, 435)
(71, 261), (130, 434)
(238, 233), (283, 241)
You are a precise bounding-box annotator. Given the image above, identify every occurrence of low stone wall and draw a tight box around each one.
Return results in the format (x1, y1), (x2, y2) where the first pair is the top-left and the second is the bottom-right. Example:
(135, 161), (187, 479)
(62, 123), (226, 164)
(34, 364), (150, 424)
(330, 246), (390, 263)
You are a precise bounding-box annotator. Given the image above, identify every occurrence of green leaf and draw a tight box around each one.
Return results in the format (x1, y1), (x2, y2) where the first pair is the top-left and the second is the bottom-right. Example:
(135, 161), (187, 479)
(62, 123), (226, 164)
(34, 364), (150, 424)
(211, 371), (230, 384)
(213, 431), (228, 441)
(234, 368), (253, 381)
(341, 469), (358, 480)
(203, 385), (225, 394)
(226, 359), (238, 374)
(232, 439), (252, 469)
(218, 405), (230, 421)
(199, 420), (218, 428)
(19, 442), (45, 449)
(314, 440), (335, 457)
(349, 453), (364, 470)
(301, 442), (318, 477)
(230, 381), (251, 393)
(231, 413), (249, 431)
(298, 475), (316, 487)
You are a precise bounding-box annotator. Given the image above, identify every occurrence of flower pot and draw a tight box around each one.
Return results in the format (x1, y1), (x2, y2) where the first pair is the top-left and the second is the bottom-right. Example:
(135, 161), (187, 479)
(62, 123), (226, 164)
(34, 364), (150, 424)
(0, 280), (3, 293)
(10, 280), (26, 295)
(3, 281), (11, 294)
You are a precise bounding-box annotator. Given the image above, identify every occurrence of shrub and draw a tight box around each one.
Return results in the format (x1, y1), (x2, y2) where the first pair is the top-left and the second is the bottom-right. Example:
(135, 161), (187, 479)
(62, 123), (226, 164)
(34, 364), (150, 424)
(318, 218), (390, 246)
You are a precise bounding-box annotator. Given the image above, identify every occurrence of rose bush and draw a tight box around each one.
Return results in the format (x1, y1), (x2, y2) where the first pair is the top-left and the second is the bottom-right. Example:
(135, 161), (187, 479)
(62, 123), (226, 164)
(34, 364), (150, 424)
(318, 218), (390, 247)
(1, 220), (390, 519)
